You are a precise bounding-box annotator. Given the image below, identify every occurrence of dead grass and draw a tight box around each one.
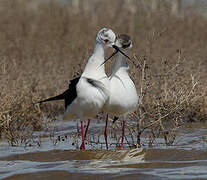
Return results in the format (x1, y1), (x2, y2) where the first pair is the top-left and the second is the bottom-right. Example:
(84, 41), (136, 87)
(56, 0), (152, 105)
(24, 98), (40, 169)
(0, 0), (207, 147)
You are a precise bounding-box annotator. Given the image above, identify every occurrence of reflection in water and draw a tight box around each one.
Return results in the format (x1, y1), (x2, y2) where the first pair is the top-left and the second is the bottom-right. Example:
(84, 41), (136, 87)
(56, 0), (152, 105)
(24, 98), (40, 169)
(0, 149), (145, 179)
(0, 122), (207, 180)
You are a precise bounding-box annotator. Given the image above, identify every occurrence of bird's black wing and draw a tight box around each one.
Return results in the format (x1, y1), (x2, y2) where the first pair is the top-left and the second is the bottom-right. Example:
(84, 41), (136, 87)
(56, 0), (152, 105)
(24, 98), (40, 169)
(38, 76), (80, 110)
(65, 76), (80, 109)
(37, 89), (68, 104)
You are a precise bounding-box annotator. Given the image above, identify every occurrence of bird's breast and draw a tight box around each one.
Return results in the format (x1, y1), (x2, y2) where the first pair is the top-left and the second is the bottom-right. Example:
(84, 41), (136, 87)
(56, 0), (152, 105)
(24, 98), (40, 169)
(104, 74), (138, 115)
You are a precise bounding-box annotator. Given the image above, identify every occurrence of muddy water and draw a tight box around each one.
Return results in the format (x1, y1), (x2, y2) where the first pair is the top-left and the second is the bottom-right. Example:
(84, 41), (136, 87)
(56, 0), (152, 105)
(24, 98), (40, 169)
(0, 121), (207, 180)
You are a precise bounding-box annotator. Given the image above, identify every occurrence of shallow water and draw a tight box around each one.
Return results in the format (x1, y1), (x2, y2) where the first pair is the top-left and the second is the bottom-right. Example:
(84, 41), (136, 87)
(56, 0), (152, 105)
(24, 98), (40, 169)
(0, 121), (207, 180)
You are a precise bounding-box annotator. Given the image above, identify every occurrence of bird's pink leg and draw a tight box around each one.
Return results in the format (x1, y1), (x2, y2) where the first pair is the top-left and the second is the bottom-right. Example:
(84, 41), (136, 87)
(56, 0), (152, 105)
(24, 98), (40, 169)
(104, 114), (109, 150)
(80, 120), (85, 150)
(84, 119), (91, 138)
(121, 120), (125, 150)
(80, 119), (90, 149)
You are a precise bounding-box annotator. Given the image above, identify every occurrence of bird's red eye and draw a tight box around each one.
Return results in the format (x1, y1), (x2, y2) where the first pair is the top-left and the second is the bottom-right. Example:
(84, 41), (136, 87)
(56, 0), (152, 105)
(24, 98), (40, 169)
(104, 39), (109, 43)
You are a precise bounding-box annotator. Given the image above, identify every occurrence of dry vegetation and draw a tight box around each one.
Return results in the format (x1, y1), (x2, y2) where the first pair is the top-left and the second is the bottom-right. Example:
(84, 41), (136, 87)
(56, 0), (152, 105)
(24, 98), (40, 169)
(0, 0), (207, 147)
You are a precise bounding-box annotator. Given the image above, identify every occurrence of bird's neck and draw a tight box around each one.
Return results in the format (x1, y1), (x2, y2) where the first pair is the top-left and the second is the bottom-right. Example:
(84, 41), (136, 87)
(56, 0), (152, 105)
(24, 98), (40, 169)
(82, 42), (107, 79)
(92, 41), (105, 58)
(110, 52), (129, 77)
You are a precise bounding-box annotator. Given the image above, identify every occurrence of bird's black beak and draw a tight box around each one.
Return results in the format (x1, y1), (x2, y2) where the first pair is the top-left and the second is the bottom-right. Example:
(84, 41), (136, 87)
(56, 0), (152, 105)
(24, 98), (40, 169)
(112, 45), (131, 60)
(100, 45), (131, 66)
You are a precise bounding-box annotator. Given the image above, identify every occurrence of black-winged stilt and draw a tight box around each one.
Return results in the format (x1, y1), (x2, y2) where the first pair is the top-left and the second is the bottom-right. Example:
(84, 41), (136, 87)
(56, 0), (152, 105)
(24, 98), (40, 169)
(103, 34), (139, 150)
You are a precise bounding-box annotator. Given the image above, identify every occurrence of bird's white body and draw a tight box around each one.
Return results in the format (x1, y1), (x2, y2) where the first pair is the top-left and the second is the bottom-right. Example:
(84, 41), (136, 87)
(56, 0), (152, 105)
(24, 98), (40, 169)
(63, 29), (115, 120)
(39, 29), (132, 150)
(104, 50), (138, 117)
(64, 78), (108, 119)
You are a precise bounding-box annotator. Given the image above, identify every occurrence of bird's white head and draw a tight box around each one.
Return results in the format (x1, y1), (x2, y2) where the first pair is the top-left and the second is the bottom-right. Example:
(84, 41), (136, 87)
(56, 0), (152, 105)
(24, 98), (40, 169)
(96, 28), (116, 48)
